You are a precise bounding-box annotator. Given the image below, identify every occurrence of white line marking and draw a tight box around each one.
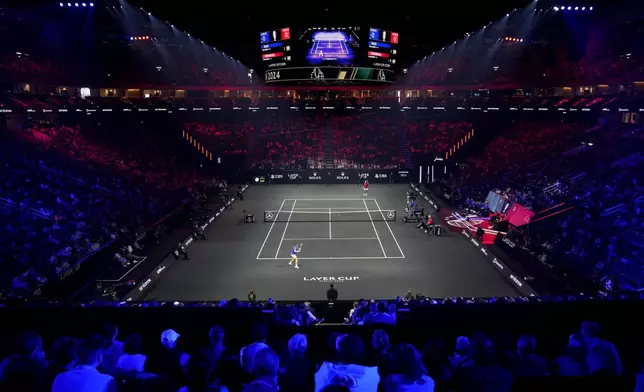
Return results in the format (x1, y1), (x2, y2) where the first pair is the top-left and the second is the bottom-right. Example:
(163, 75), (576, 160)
(256, 199), (286, 259)
(275, 199), (297, 258)
(373, 198), (406, 258)
(363, 198), (387, 258)
(283, 238), (378, 241)
(283, 198), (375, 201)
(257, 256), (405, 260)
(287, 207), (368, 210)
(328, 208), (332, 239)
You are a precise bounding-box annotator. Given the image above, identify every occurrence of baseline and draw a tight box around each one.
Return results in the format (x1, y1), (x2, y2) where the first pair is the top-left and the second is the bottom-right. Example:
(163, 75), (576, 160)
(257, 256), (405, 260)
(282, 238), (378, 241)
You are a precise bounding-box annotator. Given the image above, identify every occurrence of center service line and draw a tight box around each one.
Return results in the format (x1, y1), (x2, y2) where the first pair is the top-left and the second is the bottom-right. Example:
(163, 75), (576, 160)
(275, 199), (297, 259)
(256, 199), (286, 260)
(329, 208), (332, 239)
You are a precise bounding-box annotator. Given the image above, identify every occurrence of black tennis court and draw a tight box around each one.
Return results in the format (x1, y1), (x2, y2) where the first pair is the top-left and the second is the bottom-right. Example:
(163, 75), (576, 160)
(143, 184), (518, 301)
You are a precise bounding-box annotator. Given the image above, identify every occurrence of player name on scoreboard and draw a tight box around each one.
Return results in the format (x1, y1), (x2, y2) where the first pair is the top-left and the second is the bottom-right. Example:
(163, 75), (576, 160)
(264, 66), (394, 83)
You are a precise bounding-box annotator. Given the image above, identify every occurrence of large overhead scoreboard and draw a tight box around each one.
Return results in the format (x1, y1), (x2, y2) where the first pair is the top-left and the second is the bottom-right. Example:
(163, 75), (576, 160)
(260, 26), (399, 84)
(367, 27), (399, 69)
(260, 27), (292, 68)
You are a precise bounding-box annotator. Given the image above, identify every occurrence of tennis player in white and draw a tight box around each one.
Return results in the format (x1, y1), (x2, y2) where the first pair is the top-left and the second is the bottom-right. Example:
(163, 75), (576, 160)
(288, 243), (302, 269)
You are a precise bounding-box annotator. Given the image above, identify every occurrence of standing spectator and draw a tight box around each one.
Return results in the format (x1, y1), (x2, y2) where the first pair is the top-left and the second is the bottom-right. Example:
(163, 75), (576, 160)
(116, 334), (147, 373)
(248, 289), (257, 303)
(327, 283), (338, 303)
(52, 335), (116, 392)
(314, 334), (379, 392)
(280, 334), (311, 392)
(240, 324), (269, 374)
(99, 323), (123, 376)
(452, 335), (512, 392)
(0, 331), (48, 392)
(383, 344), (435, 392)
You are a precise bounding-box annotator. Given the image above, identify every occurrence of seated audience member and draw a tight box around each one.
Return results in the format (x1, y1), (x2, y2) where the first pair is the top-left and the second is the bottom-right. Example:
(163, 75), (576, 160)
(280, 334), (311, 392)
(370, 330), (393, 377)
(449, 336), (471, 370)
(365, 302), (396, 325)
(250, 347), (280, 391)
(240, 324), (269, 374)
(52, 335), (116, 392)
(145, 329), (190, 387)
(314, 334), (379, 392)
(46, 336), (78, 387)
(116, 334), (147, 373)
(452, 335), (512, 392)
(179, 350), (229, 392)
(581, 321), (623, 375)
(383, 344), (435, 392)
(512, 334), (549, 378)
(0, 331), (49, 391)
(552, 333), (589, 377)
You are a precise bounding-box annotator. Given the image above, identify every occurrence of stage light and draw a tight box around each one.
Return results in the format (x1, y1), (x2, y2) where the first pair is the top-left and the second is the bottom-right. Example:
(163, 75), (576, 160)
(581, 7), (585, 10)
(130, 37), (134, 40)
(574, 6), (578, 10)
(589, 7), (593, 10)
(567, 6), (571, 10)
(59, 2), (64, 6)
(89, 2), (93, 5)
(67, 2), (71, 6)
(82, 2), (86, 6)
(553, 6), (559, 11)
(74, 2), (79, 6)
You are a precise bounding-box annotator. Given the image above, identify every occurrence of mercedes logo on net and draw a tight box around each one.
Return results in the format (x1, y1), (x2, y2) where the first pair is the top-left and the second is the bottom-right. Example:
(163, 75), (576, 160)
(387, 211), (395, 219)
(265, 212), (274, 220)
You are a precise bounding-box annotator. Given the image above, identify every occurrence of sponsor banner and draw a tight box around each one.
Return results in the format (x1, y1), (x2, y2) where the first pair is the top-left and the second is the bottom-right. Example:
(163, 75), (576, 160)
(303, 276), (360, 283)
(123, 184), (249, 301)
(461, 227), (536, 297)
(124, 257), (175, 301)
(258, 169), (411, 184)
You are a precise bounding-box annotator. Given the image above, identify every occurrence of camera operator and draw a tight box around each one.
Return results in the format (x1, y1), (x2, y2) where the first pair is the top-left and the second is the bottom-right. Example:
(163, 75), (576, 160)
(243, 210), (255, 223)
(173, 239), (190, 260)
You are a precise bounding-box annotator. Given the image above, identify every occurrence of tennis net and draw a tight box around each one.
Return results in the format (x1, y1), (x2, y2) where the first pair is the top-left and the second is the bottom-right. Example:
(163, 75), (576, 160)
(263, 209), (397, 223)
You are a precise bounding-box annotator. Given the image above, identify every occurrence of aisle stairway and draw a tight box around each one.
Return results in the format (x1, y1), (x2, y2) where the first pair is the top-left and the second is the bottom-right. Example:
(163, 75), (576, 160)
(324, 124), (335, 168)
(396, 123), (413, 169)
(244, 122), (262, 168)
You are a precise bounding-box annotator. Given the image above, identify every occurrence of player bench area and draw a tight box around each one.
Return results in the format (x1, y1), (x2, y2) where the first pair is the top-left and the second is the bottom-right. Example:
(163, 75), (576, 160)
(256, 198), (404, 261)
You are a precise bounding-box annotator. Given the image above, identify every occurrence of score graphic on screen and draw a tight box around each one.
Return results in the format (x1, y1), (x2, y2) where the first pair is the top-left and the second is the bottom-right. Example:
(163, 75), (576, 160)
(368, 28), (399, 68)
(260, 28), (291, 66)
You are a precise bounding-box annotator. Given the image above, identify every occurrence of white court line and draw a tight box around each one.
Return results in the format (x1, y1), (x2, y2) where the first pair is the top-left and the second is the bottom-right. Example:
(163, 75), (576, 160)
(283, 238), (378, 241)
(284, 198), (375, 201)
(328, 208), (332, 239)
(363, 198), (387, 258)
(275, 199), (297, 258)
(256, 199), (286, 259)
(373, 198), (406, 258)
(288, 207), (367, 210)
(257, 256), (405, 260)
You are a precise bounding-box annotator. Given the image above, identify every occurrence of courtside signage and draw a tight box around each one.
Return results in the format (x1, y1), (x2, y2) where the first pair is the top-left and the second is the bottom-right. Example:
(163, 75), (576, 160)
(304, 277), (359, 283)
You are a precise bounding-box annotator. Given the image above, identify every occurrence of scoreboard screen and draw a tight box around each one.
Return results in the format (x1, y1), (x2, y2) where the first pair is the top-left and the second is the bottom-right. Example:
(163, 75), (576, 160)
(260, 27), (292, 68)
(367, 27), (399, 69)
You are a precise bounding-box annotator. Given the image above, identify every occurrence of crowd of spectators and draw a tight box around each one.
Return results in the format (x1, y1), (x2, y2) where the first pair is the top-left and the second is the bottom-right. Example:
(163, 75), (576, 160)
(331, 114), (405, 169)
(405, 120), (472, 163)
(184, 120), (254, 157)
(448, 118), (644, 293)
(0, 315), (631, 392)
(0, 120), (205, 298)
